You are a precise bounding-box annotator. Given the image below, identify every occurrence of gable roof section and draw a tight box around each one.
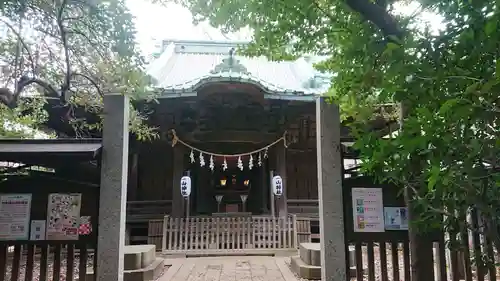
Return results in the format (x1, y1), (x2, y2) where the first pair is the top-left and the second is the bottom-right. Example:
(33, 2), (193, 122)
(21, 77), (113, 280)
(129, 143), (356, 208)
(146, 40), (331, 99)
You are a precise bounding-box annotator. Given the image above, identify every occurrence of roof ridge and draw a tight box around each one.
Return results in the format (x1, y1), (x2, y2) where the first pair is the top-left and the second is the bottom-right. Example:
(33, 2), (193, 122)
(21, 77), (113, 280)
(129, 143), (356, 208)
(162, 39), (250, 47)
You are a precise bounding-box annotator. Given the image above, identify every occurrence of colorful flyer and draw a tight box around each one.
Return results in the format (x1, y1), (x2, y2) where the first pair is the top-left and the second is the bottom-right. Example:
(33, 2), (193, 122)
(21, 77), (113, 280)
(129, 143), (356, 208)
(46, 193), (82, 240)
(352, 188), (385, 232)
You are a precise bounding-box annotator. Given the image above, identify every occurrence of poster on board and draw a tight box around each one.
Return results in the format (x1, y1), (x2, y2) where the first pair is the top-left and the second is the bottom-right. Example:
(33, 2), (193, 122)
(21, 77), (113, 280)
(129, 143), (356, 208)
(352, 188), (385, 232)
(30, 220), (46, 240)
(384, 207), (409, 230)
(0, 194), (32, 240)
(46, 193), (82, 240)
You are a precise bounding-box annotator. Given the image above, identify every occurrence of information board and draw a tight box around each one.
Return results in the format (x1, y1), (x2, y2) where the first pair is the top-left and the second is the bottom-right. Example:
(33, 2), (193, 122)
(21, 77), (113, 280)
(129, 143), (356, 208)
(0, 194), (32, 240)
(352, 188), (384, 232)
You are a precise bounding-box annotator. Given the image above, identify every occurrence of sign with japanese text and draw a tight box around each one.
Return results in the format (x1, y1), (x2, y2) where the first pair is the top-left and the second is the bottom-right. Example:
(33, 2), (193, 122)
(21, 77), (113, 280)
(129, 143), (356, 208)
(272, 175), (283, 196)
(0, 194), (32, 240)
(352, 188), (384, 232)
(180, 176), (191, 197)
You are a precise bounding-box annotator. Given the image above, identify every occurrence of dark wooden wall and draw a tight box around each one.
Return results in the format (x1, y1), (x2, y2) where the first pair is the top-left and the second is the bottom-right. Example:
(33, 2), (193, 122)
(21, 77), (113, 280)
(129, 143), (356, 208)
(286, 150), (318, 199)
(136, 142), (173, 201)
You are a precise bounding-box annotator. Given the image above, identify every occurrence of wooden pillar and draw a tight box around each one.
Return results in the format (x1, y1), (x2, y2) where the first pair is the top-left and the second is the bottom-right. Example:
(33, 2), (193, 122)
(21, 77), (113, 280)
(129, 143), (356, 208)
(171, 145), (184, 217)
(270, 170), (275, 217)
(276, 144), (288, 218)
(97, 93), (129, 281)
(260, 159), (269, 214)
(316, 97), (347, 281)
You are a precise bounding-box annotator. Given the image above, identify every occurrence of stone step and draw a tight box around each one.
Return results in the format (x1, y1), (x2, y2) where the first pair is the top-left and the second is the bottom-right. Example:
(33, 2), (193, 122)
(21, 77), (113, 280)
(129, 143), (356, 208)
(85, 258), (165, 281)
(290, 256), (364, 280)
(124, 245), (157, 270)
(299, 243), (320, 266)
(299, 243), (356, 266)
(124, 258), (165, 281)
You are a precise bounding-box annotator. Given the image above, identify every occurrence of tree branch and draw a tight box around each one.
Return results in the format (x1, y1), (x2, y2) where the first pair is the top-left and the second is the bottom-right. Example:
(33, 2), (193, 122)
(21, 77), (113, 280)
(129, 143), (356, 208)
(344, 0), (403, 40)
(0, 18), (36, 75)
(56, 0), (71, 97)
(70, 72), (104, 97)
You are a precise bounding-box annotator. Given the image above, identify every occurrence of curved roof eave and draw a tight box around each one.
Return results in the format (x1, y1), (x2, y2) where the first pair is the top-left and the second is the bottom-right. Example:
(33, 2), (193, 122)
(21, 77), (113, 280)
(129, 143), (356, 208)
(156, 73), (322, 101)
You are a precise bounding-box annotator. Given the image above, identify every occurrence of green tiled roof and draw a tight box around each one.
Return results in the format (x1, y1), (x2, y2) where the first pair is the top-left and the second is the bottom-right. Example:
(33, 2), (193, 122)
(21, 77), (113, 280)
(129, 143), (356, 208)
(146, 40), (331, 98)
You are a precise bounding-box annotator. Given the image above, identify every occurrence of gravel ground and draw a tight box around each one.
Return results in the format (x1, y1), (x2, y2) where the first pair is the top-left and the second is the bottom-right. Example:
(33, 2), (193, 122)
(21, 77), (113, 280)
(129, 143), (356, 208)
(4, 253), (170, 281)
(286, 244), (500, 281)
(286, 244), (407, 281)
(5, 254), (94, 281)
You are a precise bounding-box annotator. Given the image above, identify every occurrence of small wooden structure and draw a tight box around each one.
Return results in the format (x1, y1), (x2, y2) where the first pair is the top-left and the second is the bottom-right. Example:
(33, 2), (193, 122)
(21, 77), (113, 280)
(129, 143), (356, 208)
(0, 139), (101, 281)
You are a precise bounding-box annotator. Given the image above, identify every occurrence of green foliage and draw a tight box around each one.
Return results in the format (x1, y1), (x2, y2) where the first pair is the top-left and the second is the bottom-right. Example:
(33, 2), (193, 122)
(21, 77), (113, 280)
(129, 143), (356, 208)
(0, 0), (158, 140)
(162, 0), (500, 261)
(0, 98), (51, 138)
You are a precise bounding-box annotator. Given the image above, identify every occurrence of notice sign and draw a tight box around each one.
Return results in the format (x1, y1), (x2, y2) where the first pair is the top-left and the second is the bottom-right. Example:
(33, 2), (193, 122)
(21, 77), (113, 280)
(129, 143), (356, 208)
(30, 220), (46, 240)
(352, 188), (384, 232)
(384, 207), (409, 230)
(46, 193), (82, 240)
(0, 194), (32, 240)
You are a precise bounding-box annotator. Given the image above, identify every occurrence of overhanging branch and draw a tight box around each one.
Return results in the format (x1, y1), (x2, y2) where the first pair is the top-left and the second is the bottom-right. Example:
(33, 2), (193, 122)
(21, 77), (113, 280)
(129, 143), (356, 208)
(345, 0), (403, 39)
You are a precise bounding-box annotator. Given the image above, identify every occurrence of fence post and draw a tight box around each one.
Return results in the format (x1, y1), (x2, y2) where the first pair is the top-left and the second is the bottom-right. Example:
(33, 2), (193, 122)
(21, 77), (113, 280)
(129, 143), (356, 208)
(292, 214), (298, 248)
(162, 215), (169, 253)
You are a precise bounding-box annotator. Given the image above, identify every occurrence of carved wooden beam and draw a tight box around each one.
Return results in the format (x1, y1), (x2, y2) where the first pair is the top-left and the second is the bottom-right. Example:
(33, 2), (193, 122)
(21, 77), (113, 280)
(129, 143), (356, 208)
(186, 130), (284, 144)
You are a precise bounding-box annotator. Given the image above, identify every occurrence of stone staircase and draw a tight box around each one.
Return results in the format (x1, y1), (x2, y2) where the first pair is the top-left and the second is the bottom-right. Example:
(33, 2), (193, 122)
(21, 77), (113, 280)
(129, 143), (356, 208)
(86, 245), (165, 281)
(290, 243), (366, 280)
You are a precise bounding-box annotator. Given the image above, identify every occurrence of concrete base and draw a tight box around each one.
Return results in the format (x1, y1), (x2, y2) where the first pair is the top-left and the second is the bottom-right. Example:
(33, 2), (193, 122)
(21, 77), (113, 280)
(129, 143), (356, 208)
(290, 256), (363, 280)
(86, 258), (164, 281)
(290, 243), (366, 280)
(124, 258), (165, 281)
(291, 256), (321, 280)
(299, 243), (321, 266)
(124, 245), (156, 270)
(87, 244), (165, 281)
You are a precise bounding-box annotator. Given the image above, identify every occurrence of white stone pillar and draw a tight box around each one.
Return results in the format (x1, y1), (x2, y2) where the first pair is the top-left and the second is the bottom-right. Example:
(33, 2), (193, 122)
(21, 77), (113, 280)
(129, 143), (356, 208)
(97, 93), (130, 281)
(316, 97), (347, 281)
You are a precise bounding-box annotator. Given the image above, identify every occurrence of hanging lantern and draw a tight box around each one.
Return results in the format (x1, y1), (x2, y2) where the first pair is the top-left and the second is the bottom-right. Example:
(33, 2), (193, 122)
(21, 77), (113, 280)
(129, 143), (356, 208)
(180, 176), (192, 197)
(264, 147), (268, 159)
(258, 152), (262, 167)
(220, 178), (227, 186)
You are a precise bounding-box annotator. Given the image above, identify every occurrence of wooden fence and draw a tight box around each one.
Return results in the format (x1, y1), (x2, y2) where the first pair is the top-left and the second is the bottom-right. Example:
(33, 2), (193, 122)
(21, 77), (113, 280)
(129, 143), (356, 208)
(0, 242), (95, 281)
(151, 215), (299, 252)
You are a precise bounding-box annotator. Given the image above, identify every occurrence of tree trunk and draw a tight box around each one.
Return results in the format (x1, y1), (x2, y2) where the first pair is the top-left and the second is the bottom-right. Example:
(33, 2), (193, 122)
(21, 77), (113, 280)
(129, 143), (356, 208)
(400, 102), (435, 281)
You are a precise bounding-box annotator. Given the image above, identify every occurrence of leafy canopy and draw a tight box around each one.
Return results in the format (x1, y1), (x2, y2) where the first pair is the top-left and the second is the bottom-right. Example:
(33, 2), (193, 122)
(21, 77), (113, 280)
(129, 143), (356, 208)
(0, 0), (158, 139)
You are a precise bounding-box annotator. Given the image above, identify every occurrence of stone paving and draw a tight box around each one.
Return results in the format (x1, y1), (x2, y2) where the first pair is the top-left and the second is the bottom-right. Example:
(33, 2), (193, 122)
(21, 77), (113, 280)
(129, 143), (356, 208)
(161, 256), (298, 281)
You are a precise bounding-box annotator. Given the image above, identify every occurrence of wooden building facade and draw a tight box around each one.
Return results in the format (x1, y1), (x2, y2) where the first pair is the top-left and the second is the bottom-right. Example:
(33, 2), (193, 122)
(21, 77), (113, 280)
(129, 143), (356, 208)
(127, 39), (355, 222)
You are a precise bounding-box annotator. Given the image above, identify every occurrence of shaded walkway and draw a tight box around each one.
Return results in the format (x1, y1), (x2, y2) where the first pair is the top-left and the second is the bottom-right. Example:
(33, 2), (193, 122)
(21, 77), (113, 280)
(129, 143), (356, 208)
(161, 256), (298, 281)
